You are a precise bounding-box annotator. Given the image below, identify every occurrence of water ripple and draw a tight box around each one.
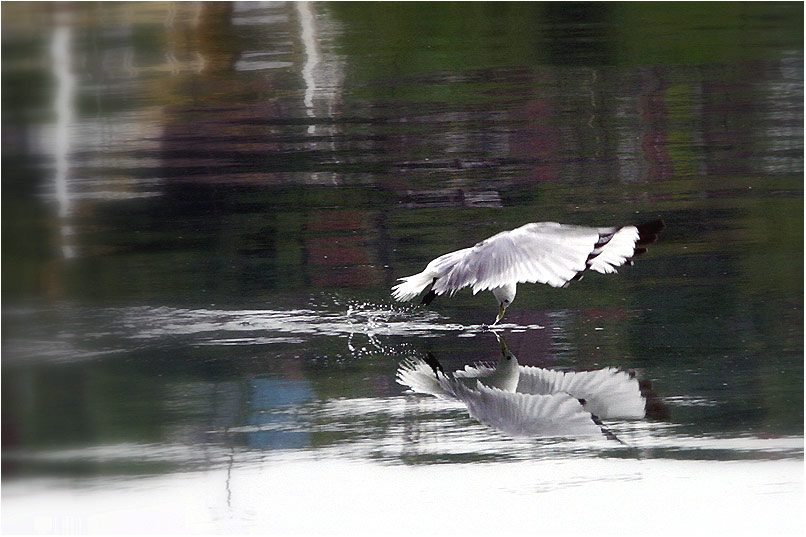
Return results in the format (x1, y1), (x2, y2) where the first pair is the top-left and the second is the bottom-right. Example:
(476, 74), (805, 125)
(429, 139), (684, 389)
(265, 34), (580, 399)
(2, 301), (536, 363)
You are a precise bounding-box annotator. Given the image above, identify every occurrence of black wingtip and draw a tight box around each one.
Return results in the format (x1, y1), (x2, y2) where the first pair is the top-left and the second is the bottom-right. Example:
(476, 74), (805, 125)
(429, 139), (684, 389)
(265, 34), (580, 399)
(587, 409), (627, 444)
(639, 378), (672, 421)
(562, 272), (585, 288)
(631, 247), (649, 258)
(635, 219), (665, 246)
(421, 289), (437, 306)
(423, 352), (445, 378)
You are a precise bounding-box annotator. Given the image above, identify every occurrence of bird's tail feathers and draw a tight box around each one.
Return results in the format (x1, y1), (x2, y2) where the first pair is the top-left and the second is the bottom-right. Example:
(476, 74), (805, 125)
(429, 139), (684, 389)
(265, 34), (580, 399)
(391, 272), (435, 302)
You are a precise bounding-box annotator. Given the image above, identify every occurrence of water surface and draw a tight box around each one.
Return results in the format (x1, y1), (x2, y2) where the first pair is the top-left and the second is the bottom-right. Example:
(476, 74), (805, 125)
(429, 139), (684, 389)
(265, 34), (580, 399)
(2, 2), (803, 534)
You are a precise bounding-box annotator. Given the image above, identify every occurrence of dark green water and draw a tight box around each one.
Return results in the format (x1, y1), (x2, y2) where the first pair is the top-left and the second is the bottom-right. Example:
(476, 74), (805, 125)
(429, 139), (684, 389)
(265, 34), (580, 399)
(2, 2), (803, 534)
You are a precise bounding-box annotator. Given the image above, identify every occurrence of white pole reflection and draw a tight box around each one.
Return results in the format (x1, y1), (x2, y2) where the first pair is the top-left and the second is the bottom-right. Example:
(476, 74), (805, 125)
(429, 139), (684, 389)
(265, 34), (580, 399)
(51, 24), (76, 259)
(296, 1), (319, 134)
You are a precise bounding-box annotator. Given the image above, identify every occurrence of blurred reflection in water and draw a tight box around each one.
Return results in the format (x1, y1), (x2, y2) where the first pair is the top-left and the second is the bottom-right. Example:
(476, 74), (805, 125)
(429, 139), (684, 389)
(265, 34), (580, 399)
(51, 21), (75, 259)
(244, 377), (313, 449)
(297, 1), (319, 132)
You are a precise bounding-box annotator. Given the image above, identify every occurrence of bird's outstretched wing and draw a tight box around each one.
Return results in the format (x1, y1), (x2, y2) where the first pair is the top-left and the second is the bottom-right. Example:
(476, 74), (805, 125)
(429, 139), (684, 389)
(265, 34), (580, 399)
(517, 366), (646, 420)
(451, 383), (605, 437)
(430, 221), (662, 295)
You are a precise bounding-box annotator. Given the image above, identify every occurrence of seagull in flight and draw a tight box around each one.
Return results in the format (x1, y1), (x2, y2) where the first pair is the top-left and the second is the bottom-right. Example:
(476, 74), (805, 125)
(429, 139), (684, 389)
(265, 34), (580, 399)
(396, 336), (646, 438)
(392, 219), (664, 324)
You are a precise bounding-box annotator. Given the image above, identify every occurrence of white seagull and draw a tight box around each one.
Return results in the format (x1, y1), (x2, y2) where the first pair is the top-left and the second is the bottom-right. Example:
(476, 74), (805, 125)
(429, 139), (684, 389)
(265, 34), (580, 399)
(392, 219), (664, 324)
(396, 338), (646, 438)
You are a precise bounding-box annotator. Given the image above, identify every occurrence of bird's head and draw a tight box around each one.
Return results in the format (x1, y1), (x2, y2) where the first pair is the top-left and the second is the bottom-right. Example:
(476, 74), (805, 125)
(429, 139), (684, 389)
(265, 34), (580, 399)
(491, 284), (516, 325)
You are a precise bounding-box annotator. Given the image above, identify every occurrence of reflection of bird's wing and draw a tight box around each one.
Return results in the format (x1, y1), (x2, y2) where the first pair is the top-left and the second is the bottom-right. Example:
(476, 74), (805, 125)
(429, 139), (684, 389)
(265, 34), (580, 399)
(431, 223), (642, 295)
(396, 358), (450, 398)
(517, 366), (645, 419)
(448, 382), (604, 437)
(397, 359), (503, 396)
(454, 362), (495, 379)
(399, 359), (607, 438)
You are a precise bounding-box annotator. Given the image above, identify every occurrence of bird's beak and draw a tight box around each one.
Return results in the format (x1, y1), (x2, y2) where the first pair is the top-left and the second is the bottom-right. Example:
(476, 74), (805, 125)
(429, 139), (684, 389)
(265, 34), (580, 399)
(493, 303), (506, 325)
(498, 334), (509, 356)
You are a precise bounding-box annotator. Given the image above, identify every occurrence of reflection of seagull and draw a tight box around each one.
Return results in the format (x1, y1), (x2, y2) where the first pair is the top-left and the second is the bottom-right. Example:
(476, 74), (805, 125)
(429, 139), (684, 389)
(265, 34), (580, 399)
(397, 337), (645, 438)
(392, 219), (664, 324)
